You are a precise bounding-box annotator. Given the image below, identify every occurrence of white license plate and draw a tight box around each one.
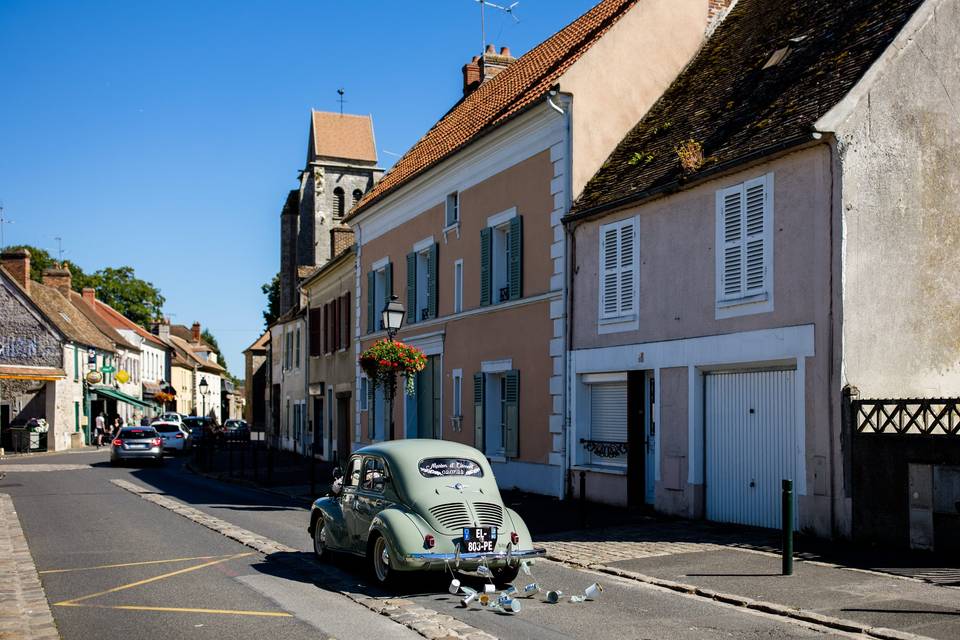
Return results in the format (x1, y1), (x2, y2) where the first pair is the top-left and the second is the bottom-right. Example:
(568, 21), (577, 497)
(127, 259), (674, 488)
(463, 527), (496, 553)
(129, 444), (148, 449)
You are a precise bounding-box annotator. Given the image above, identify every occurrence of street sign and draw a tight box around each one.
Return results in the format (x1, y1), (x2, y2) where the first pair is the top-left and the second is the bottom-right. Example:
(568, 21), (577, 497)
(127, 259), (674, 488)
(100, 365), (116, 374)
(116, 370), (129, 384)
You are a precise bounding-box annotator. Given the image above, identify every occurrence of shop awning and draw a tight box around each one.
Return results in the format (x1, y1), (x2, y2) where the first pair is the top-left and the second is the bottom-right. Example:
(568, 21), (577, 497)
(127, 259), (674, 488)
(0, 365), (66, 381)
(90, 386), (154, 410)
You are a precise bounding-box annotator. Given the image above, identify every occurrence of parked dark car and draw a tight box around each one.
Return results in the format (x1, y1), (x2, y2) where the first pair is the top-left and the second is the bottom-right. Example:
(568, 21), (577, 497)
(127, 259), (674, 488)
(181, 416), (219, 446)
(223, 419), (250, 441)
(110, 427), (163, 466)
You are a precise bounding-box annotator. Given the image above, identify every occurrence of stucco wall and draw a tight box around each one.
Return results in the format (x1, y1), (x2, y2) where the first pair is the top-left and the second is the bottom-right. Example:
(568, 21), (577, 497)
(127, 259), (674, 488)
(837, 0), (960, 398)
(560, 0), (709, 197)
(571, 146), (833, 350)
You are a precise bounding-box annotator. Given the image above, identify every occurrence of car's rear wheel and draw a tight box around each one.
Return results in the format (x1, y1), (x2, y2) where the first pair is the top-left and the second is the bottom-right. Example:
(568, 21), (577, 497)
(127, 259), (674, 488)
(492, 564), (520, 586)
(369, 534), (394, 585)
(312, 519), (328, 561)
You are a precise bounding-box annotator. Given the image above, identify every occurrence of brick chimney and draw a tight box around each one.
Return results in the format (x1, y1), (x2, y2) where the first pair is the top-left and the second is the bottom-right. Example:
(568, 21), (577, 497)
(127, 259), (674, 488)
(191, 322), (201, 343)
(0, 249), (30, 295)
(707, 0), (738, 32)
(42, 265), (73, 296)
(480, 45), (515, 83)
(82, 287), (96, 303)
(462, 55), (481, 96)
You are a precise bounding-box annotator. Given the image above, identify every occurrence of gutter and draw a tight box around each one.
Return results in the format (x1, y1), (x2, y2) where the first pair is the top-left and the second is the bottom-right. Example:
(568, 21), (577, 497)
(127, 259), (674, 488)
(563, 133), (819, 226)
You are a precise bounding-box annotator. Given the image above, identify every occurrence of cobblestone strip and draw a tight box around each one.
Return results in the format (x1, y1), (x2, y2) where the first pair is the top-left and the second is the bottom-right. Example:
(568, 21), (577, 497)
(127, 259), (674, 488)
(0, 464), (92, 473)
(111, 479), (496, 640)
(0, 494), (60, 640)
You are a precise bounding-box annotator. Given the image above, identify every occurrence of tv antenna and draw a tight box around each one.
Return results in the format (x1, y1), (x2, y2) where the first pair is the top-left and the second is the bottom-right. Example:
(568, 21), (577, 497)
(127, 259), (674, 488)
(0, 204), (12, 247)
(336, 88), (346, 115)
(55, 236), (64, 262)
(471, 1), (520, 54)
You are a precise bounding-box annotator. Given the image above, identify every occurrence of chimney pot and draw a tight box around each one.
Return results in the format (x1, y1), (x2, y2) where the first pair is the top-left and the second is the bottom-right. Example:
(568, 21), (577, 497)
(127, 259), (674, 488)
(485, 43), (496, 54)
(499, 46), (511, 56)
(82, 287), (96, 303)
(479, 43), (516, 83)
(1, 249), (31, 295)
(192, 322), (201, 343)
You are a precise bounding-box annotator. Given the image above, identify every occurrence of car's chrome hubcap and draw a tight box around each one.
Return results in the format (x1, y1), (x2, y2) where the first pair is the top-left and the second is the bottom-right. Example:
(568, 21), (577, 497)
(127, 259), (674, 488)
(314, 525), (326, 555)
(374, 538), (389, 582)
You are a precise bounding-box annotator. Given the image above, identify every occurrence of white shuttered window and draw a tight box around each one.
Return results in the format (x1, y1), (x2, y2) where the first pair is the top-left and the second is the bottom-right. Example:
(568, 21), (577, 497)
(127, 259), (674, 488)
(716, 174), (773, 306)
(589, 382), (628, 466)
(599, 218), (638, 320)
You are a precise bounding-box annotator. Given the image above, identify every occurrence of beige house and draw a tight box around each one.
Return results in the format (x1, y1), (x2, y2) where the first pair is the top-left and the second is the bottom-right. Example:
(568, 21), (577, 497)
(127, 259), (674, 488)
(302, 241), (356, 463)
(564, 0), (952, 541)
(269, 307), (307, 453)
(243, 331), (268, 429)
(346, 0), (729, 496)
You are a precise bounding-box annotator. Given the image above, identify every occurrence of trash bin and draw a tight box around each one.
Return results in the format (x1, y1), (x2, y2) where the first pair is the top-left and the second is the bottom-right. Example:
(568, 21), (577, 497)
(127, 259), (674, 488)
(10, 428), (29, 454)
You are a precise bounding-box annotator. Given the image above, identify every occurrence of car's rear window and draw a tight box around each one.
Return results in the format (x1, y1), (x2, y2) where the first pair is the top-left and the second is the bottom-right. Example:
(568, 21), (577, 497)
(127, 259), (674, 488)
(418, 458), (483, 478)
(120, 429), (157, 439)
(153, 424), (180, 433)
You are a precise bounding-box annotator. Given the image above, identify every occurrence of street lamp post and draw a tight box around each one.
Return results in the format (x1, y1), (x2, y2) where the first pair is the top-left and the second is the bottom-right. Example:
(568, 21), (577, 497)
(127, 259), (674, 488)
(199, 376), (209, 418)
(381, 295), (406, 441)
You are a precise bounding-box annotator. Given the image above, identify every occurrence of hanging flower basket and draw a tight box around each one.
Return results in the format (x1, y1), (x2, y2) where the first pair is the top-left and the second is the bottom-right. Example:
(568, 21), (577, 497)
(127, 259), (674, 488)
(155, 391), (176, 404)
(360, 339), (427, 395)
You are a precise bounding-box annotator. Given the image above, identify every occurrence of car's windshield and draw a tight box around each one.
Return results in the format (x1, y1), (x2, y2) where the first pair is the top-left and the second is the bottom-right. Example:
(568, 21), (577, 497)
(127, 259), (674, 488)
(120, 428), (157, 440)
(418, 458), (483, 478)
(153, 424), (180, 433)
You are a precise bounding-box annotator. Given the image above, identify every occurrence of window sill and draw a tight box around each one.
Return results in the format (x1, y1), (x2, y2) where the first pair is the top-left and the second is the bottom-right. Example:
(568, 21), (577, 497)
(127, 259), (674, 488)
(717, 292), (768, 309)
(571, 464), (628, 476)
(597, 313), (638, 335)
(715, 290), (773, 319)
(598, 313), (636, 325)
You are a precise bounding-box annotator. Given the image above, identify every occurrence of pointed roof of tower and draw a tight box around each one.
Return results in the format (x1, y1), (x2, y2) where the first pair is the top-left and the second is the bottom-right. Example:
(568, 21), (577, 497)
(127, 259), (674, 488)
(308, 110), (378, 164)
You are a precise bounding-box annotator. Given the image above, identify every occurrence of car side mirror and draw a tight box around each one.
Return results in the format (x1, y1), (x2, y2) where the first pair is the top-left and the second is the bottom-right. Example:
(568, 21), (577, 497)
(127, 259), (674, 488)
(331, 477), (343, 496)
(332, 466), (343, 480)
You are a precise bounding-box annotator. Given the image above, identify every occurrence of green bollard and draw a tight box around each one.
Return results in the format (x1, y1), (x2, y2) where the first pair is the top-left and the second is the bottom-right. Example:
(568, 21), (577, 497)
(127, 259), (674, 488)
(782, 478), (794, 576)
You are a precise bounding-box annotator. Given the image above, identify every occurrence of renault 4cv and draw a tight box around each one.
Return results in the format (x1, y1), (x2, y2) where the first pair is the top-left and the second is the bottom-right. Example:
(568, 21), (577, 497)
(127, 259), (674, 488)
(307, 439), (545, 585)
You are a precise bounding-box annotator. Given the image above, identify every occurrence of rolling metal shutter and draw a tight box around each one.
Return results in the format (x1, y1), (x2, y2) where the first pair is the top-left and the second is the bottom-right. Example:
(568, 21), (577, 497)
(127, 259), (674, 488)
(590, 382), (628, 465)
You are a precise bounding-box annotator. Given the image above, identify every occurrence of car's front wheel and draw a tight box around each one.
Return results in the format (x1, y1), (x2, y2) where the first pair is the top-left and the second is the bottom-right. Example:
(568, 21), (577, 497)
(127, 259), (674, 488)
(368, 533), (394, 585)
(312, 520), (328, 561)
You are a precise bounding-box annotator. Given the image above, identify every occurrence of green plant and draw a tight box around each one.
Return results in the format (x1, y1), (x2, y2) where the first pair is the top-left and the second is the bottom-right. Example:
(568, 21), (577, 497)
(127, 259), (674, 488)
(628, 151), (655, 166)
(675, 139), (704, 172)
(359, 339), (427, 395)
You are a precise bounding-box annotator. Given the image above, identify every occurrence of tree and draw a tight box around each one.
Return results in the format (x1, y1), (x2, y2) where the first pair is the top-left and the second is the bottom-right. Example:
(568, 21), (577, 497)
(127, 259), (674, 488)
(2, 244), (87, 284)
(82, 267), (165, 330)
(200, 328), (227, 373)
(261, 272), (280, 327)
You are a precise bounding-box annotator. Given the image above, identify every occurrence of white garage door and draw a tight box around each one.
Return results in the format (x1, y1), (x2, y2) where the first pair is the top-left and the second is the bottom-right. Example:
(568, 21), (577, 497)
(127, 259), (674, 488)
(705, 369), (801, 529)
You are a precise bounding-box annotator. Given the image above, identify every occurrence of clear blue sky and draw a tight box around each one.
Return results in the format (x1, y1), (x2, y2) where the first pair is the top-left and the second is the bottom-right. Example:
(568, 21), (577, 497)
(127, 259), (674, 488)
(0, 0), (597, 378)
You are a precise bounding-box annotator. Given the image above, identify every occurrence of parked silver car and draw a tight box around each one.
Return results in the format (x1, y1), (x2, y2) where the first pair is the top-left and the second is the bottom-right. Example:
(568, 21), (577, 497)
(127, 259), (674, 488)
(110, 427), (163, 466)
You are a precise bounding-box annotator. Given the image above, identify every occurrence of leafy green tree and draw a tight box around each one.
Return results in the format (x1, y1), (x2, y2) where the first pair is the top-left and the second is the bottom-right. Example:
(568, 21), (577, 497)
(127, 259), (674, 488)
(200, 328), (227, 373)
(82, 267), (165, 329)
(2, 244), (87, 284)
(261, 272), (280, 328)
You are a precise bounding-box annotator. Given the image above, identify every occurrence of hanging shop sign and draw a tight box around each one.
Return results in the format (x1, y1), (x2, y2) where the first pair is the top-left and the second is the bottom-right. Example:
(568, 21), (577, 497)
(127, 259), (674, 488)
(85, 370), (103, 384)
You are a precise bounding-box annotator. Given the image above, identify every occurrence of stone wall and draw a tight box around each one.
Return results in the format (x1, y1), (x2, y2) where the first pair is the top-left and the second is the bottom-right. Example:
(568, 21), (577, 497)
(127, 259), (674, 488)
(0, 283), (61, 368)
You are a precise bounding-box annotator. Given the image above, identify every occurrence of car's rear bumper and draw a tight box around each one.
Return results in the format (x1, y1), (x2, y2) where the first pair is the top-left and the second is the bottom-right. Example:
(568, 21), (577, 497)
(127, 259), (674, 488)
(402, 547), (546, 570)
(112, 447), (163, 460)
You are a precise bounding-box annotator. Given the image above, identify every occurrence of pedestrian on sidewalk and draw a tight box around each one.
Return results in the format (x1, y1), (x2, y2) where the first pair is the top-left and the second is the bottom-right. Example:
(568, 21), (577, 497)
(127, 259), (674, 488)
(94, 413), (106, 447)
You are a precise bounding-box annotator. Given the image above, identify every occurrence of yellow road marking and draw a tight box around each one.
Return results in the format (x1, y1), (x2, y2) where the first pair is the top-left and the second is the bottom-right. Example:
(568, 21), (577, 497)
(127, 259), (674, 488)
(40, 554), (237, 575)
(54, 552), (255, 606)
(56, 603), (291, 617)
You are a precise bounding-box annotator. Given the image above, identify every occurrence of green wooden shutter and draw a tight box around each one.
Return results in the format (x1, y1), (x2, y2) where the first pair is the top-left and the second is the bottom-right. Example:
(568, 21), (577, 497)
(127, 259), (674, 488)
(427, 243), (438, 319)
(406, 252), (417, 325)
(366, 271), (375, 333)
(368, 382), (376, 439)
(473, 373), (485, 451)
(480, 227), (492, 307)
(509, 216), (523, 300)
(504, 369), (519, 458)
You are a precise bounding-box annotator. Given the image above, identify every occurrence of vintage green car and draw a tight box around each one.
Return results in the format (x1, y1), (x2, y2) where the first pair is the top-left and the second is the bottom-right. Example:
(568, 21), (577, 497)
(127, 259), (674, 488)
(307, 439), (545, 585)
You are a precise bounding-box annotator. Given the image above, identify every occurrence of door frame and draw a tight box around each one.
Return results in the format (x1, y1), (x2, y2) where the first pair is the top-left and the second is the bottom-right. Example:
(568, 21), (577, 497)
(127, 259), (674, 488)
(626, 371), (647, 507)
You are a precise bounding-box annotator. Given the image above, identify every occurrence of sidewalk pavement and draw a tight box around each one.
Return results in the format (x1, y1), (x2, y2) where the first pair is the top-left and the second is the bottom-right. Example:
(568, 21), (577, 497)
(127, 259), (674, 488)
(0, 494), (59, 640)
(188, 462), (960, 639)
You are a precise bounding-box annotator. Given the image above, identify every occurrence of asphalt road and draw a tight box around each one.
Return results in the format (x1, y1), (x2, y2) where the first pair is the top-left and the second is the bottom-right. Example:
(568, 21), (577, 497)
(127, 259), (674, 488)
(1, 449), (850, 639)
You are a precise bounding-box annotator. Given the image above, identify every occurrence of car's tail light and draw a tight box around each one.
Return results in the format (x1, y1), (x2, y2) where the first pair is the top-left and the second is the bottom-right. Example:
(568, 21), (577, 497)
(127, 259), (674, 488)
(112, 438), (123, 447)
(424, 534), (436, 549)
(175, 433), (184, 439)
(152, 438), (162, 447)
(510, 531), (519, 545)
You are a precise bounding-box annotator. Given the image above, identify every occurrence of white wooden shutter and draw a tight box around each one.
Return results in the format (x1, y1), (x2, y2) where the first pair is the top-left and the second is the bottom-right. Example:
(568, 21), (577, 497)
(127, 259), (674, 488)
(590, 382), (628, 465)
(599, 218), (637, 319)
(717, 175), (771, 302)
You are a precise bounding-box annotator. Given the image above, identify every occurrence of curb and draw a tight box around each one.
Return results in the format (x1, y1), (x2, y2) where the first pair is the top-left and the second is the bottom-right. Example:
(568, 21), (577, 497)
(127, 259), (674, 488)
(557, 560), (934, 640)
(111, 478), (496, 640)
